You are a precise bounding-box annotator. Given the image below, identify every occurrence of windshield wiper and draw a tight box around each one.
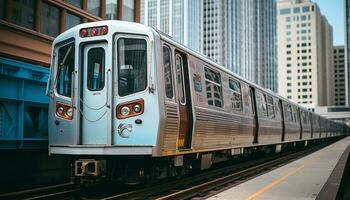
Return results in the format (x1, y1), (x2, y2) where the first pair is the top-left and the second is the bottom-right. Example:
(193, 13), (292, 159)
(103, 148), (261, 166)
(53, 45), (73, 89)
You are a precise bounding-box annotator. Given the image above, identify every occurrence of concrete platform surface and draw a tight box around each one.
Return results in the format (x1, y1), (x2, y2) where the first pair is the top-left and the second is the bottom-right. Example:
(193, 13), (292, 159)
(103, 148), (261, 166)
(208, 137), (350, 200)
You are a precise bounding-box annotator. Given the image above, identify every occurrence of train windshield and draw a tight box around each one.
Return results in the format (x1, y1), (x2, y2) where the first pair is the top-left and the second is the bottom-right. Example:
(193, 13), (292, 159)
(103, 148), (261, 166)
(55, 42), (75, 97)
(117, 38), (147, 96)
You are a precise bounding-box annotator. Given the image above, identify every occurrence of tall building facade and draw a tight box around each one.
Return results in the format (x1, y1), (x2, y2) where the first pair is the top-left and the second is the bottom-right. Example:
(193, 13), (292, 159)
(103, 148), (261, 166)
(140, 0), (202, 52)
(203, 0), (277, 92)
(140, 0), (277, 92)
(333, 46), (346, 106)
(277, 0), (334, 109)
(345, 0), (350, 106)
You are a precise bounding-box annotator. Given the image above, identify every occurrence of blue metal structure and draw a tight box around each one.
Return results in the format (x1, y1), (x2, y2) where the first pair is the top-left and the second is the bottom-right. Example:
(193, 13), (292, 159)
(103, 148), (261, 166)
(0, 56), (49, 149)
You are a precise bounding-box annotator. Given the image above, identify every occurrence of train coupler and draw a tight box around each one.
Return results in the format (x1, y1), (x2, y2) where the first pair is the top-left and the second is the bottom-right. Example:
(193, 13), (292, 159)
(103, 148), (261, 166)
(75, 159), (106, 177)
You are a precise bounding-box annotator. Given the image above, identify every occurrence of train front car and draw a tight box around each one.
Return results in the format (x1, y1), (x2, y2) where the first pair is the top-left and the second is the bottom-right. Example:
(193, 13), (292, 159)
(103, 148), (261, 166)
(47, 21), (161, 183)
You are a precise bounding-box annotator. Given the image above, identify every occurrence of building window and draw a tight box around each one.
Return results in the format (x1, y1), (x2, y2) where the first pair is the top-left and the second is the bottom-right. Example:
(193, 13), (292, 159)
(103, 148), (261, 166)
(41, 3), (60, 37)
(66, 0), (82, 8)
(0, 0), (5, 19)
(301, 15), (307, 21)
(302, 6), (310, 12)
(106, 0), (118, 20)
(87, 0), (101, 16)
(293, 7), (300, 13)
(66, 12), (81, 30)
(229, 79), (242, 111)
(286, 17), (291, 22)
(11, 0), (36, 30)
(280, 8), (291, 15)
(205, 67), (223, 107)
(123, 0), (134, 21)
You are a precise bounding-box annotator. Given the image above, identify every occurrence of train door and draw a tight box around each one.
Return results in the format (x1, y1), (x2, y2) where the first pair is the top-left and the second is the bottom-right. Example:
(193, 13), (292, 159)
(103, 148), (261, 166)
(250, 87), (259, 144)
(80, 43), (111, 144)
(279, 100), (285, 141)
(175, 52), (193, 149)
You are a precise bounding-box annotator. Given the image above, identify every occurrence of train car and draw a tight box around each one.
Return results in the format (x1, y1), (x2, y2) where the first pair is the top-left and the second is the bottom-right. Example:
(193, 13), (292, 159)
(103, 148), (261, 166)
(282, 101), (301, 142)
(311, 113), (321, 138)
(46, 21), (347, 183)
(300, 108), (312, 139)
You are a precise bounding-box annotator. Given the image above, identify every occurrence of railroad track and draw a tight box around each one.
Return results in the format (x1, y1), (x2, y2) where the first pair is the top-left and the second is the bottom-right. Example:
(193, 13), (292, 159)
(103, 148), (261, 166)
(99, 139), (336, 200)
(0, 139), (337, 200)
(0, 182), (78, 200)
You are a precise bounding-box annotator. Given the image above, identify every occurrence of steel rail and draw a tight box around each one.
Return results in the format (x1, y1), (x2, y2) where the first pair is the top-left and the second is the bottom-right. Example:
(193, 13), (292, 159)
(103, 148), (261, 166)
(0, 182), (77, 200)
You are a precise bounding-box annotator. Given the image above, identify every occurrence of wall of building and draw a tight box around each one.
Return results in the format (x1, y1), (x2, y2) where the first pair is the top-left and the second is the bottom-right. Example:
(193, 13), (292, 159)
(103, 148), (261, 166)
(277, 0), (333, 108)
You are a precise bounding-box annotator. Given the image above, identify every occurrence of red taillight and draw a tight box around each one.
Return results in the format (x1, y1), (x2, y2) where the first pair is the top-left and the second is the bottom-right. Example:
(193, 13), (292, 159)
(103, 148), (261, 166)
(91, 28), (98, 36)
(101, 26), (108, 35)
(79, 26), (108, 38)
(80, 29), (88, 37)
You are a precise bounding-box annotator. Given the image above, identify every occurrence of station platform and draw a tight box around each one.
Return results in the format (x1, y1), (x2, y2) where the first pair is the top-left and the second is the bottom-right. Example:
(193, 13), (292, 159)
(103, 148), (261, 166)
(208, 136), (350, 200)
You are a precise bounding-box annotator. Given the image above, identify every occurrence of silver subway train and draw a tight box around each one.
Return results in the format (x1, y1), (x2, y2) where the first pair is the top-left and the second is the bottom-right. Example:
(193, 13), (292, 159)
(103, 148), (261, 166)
(47, 21), (348, 183)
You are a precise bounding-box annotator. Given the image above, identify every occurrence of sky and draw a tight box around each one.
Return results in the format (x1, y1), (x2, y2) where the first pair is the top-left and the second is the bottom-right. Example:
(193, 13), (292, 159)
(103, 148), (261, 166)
(313, 0), (345, 46)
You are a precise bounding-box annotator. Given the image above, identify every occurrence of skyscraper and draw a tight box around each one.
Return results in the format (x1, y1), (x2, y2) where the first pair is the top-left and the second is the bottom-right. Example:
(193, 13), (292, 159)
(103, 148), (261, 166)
(345, 0), (350, 106)
(203, 0), (277, 92)
(140, 0), (202, 52)
(141, 0), (277, 92)
(276, 0), (334, 108)
(333, 46), (346, 106)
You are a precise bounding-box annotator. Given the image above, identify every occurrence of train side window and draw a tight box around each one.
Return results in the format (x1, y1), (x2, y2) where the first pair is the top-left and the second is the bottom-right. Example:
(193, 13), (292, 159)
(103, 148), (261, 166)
(284, 103), (293, 122)
(257, 91), (267, 117)
(266, 95), (275, 118)
(229, 79), (242, 111)
(293, 106), (298, 123)
(205, 67), (223, 107)
(175, 54), (186, 104)
(163, 46), (174, 99)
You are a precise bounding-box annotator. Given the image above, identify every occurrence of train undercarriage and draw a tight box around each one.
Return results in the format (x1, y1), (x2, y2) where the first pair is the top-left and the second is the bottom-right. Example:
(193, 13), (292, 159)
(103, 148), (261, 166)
(71, 138), (334, 185)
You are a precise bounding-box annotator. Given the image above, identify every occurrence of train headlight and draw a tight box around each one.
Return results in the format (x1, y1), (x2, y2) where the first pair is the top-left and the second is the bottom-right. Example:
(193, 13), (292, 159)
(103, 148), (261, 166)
(56, 103), (73, 120)
(57, 106), (64, 115)
(120, 106), (130, 116)
(133, 104), (142, 113)
(66, 108), (73, 117)
(118, 123), (133, 138)
(116, 99), (144, 119)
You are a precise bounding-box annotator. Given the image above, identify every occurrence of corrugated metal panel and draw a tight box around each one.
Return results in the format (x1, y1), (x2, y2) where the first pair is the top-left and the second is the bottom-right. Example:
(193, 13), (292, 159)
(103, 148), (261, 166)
(0, 57), (49, 149)
(193, 107), (254, 150)
(161, 103), (179, 154)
